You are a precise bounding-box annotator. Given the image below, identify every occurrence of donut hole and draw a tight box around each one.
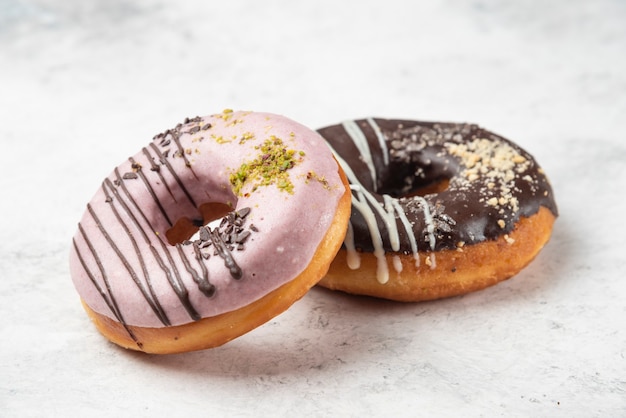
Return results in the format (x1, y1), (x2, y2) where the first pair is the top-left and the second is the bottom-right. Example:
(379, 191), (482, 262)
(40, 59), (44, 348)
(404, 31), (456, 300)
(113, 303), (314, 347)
(404, 177), (450, 198)
(380, 176), (451, 199)
(377, 148), (456, 198)
(165, 202), (233, 245)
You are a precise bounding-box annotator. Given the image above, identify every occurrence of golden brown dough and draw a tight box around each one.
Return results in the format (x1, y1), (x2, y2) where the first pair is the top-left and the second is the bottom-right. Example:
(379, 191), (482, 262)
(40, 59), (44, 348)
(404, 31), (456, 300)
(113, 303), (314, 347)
(320, 207), (555, 301)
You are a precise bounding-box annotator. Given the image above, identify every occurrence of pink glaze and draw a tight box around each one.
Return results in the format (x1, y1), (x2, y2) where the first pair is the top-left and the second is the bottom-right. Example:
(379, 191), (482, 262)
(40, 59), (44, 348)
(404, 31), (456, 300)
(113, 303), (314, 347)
(70, 110), (345, 328)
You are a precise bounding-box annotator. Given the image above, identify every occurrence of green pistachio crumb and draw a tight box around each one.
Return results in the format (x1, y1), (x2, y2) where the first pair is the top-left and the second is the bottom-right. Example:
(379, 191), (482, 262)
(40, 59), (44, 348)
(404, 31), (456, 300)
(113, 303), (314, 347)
(229, 136), (304, 196)
(305, 171), (330, 189)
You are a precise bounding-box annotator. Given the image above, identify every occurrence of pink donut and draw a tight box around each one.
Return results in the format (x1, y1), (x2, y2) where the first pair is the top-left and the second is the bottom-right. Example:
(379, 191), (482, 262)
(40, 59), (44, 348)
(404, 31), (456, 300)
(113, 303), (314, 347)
(70, 110), (351, 353)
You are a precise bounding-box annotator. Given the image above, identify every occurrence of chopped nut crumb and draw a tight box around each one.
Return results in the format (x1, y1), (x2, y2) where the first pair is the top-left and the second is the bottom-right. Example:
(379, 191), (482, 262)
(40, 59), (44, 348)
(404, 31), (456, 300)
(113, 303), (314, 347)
(445, 138), (530, 214)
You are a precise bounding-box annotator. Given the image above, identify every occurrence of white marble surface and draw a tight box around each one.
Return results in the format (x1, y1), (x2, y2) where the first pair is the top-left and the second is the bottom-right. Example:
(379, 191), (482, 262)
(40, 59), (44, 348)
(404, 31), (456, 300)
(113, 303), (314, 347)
(1, 0), (625, 416)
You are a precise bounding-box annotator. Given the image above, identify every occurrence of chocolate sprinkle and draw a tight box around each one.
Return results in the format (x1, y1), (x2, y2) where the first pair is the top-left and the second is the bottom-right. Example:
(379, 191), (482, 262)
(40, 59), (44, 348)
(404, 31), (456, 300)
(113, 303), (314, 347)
(152, 121), (200, 179)
(237, 207), (251, 218)
(236, 230), (251, 243)
(189, 207), (257, 281)
(122, 172), (138, 180)
(199, 226), (210, 242)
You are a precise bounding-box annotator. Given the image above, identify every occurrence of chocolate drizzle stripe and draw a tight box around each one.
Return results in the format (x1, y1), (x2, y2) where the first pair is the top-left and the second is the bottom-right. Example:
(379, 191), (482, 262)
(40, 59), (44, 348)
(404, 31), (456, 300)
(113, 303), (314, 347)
(175, 244), (213, 296)
(170, 131), (200, 180)
(123, 161), (173, 227)
(192, 242), (215, 297)
(73, 229), (141, 347)
(103, 178), (200, 321)
(87, 202), (171, 326)
(210, 228), (243, 280)
(148, 143), (198, 208)
(73, 236), (118, 316)
(141, 147), (178, 203)
(157, 243), (199, 316)
(192, 242), (210, 282)
(104, 178), (151, 242)
(101, 185), (171, 325)
(149, 246), (201, 320)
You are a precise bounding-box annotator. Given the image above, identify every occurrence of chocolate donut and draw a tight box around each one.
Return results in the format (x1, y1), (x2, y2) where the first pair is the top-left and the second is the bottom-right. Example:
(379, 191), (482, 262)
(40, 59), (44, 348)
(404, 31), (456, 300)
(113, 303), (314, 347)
(317, 118), (558, 301)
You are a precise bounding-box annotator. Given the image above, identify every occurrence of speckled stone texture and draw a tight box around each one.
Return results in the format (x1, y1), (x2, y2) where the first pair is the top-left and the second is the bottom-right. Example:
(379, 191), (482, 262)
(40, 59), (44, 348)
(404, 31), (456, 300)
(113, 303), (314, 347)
(1, 0), (625, 416)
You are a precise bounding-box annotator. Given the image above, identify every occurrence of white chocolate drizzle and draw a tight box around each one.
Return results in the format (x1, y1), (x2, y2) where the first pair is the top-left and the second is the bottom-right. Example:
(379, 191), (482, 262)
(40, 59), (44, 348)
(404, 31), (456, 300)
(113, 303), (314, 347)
(328, 135), (437, 284)
(389, 198), (421, 267)
(349, 182), (389, 283)
(342, 120), (378, 191)
(344, 221), (361, 270)
(413, 196), (437, 268)
(392, 255), (403, 273)
(367, 117), (389, 166)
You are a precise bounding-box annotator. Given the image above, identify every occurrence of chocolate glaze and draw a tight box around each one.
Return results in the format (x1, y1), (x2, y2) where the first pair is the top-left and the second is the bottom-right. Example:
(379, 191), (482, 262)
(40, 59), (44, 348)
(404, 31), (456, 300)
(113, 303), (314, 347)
(318, 118), (558, 255)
